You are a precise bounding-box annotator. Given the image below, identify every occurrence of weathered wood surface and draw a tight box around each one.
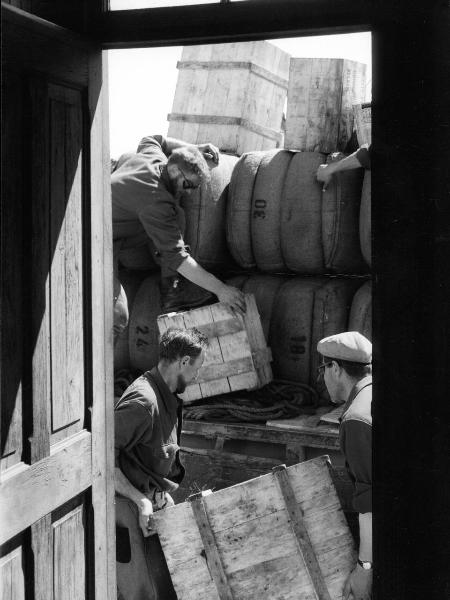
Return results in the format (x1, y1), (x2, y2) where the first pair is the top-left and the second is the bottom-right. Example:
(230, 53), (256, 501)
(285, 58), (366, 153)
(353, 103), (372, 147)
(158, 294), (272, 401)
(0, 547), (25, 600)
(182, 412), (340, 449)
(1, 68), (24, 473)
(154, 455), (356, 600)
(53, 506), (86, 600)
(0, 432), (92, 544)
(168, 42), (289, 155)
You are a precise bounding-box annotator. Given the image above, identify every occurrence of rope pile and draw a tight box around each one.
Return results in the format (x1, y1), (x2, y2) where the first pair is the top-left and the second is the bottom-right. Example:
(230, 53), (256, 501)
(183, 380), (318, 423)
(114, 369), (139, 399)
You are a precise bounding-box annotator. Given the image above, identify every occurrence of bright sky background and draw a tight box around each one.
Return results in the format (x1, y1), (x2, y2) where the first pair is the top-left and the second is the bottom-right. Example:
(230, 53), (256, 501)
(108, 32), (372, 158)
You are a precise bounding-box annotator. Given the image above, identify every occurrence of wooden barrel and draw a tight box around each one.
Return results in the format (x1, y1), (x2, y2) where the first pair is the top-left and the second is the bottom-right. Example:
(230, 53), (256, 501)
(360, 170), (371, 267)
(129, 274), (162, 372)
(167, 42), (290, 155)
(322, 153), (366, 273)
(181, 153), (239, 273)
(114, 270), (146, 371)
(226, 274), (284, 342)
(281, 152), (325, 273)
(251, 150), (293, 272)
(226, 151), (266, 269)
(285, 58), (367, 153)
(270, 277), (360, 401)
(349, 280), (372, 341)
(228, 150), (367, 274)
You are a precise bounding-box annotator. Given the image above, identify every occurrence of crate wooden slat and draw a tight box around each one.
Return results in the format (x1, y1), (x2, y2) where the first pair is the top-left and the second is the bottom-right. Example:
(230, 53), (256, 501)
(153, 455), (356, 600)
(157, 293), (273, 402)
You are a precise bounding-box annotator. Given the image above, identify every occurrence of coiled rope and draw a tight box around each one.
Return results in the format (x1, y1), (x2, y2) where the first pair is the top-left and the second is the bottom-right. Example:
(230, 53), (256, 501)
(114, 371), (318, 423)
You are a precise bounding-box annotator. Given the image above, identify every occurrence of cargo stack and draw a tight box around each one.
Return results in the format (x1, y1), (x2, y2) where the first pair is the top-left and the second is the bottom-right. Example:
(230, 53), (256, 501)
(114, 49), (372, 411)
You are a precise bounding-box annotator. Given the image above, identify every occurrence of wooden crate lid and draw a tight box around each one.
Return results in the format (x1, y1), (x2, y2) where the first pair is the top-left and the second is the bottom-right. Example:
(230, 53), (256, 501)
(153, 455), (356, 600)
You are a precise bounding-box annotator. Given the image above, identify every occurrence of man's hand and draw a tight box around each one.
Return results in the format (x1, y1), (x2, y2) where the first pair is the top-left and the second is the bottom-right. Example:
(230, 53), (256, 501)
(316, 163), (335, 191)
(217, 284), (246, 316)
(343, 564), (372, 600)
(197, 143), (220, 164)
(137, 497), (155, 538)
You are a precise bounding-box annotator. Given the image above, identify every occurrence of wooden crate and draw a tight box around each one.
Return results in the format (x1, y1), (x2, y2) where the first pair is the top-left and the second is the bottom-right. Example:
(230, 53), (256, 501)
(153, 455), (356, 600)
(167, 42), (290, 155)
(157, 293), (272, 402)
(285, 58), (367, 153)
(353, 102), (372, 146)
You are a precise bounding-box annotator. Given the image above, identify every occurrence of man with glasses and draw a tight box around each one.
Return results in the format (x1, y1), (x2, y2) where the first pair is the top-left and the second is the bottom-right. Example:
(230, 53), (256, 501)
(111, 134), (245, 345)
(317, 331), (372, 600)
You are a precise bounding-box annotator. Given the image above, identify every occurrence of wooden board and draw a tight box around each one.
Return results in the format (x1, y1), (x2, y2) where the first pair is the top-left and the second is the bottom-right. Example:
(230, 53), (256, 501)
(157, 293), (272, 402)
(153, 455), (356, 600)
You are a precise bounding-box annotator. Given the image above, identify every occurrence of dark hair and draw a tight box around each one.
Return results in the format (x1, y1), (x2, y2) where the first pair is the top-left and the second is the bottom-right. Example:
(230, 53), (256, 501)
(323, 356), (372, 379)
(168, 146), (210, 183)
(159, 327), (209, 363)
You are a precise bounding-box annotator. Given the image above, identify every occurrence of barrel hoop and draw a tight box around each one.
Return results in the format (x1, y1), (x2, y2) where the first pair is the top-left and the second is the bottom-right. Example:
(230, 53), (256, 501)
(176, 60), (289, 90)
(167, 112), (283, 142)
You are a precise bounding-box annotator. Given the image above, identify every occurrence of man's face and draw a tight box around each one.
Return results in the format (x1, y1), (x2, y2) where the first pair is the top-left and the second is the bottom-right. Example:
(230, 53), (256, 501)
(167, 162), (201, 198)
(176, 350), (205, 394)
(321, 361), (346, 405)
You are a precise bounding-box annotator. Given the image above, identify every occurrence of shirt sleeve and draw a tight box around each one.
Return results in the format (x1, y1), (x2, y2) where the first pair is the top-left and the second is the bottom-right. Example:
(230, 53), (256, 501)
(137, 194), (190, 272)
(114, 402), (153, 467)
(136, 135), (169, 157)
(356, 143), (371, 170)
(340, 419), (372, 513)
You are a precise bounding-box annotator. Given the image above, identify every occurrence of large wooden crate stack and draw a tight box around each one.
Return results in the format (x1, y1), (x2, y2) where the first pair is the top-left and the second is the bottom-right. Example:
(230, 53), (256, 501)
(167, 41), (290, 155)
(154, 456), (356, 600)
(284, 58), (367, 153)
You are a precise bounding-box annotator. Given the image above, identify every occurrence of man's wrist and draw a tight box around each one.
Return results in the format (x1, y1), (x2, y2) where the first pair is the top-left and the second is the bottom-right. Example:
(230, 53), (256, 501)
(357, 558), (373, 570)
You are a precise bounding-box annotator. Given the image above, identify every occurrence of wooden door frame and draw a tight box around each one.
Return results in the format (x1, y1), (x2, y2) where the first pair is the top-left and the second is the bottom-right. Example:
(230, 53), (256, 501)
(1, 5), (116, 599)
(89, 2), (449, 598)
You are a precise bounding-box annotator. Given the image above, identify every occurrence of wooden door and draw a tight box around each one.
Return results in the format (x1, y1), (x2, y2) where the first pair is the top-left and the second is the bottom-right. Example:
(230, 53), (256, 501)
(0, 5), (115, 599)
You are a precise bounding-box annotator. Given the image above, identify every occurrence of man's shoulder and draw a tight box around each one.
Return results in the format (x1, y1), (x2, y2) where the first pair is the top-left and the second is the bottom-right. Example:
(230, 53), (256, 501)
(116, 374), (159, 414)
(342, 384), (372, 426)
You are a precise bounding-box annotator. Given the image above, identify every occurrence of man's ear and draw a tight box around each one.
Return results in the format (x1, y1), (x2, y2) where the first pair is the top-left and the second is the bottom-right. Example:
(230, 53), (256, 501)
(331, 360), (341, 375)
(180, 355), (190, 367)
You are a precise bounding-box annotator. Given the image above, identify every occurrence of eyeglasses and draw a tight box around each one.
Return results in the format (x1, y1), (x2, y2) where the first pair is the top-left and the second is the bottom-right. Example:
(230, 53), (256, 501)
(317, 361), (333, 374)
(178, 166), (199, 190)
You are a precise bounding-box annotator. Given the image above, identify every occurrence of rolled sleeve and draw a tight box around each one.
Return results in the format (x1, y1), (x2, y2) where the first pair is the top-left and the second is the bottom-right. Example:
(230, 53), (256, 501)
(340, 419), (372, 513)
(356, 143), (371, 170)
(137, 135), (169, 157)
(138, 195), (190, 272)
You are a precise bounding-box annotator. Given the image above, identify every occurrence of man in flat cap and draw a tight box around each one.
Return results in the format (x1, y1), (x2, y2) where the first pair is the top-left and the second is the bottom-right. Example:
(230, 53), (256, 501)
(317, 331), (372, 600)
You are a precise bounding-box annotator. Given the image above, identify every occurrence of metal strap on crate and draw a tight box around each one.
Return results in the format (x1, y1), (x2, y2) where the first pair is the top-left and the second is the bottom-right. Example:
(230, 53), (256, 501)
(272, 464), (332, 600)
(189, 493), (235, 600)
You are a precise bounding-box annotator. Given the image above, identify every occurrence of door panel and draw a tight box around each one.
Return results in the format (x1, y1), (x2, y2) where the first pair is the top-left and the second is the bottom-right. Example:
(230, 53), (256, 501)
(1, 5), (115, 599)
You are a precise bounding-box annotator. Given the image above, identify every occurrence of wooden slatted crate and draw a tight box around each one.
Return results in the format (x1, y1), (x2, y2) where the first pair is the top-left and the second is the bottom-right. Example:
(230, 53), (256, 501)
(157, 293), (272, 402)
(153, 455), (356, 600)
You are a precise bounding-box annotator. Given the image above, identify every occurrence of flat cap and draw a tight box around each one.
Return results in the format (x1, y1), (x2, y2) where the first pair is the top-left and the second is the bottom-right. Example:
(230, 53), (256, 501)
(317, 331), (372, 364)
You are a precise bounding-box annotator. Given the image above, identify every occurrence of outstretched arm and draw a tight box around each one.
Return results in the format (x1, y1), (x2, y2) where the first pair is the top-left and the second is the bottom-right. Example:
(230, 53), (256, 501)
(177, 256), (246, 315)
(164, 137), (220, 163)
(316, 150), (365, 190)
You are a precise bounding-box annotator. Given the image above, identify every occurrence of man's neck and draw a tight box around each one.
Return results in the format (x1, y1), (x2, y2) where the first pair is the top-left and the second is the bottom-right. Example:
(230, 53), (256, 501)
(157, 360), (177, 393)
